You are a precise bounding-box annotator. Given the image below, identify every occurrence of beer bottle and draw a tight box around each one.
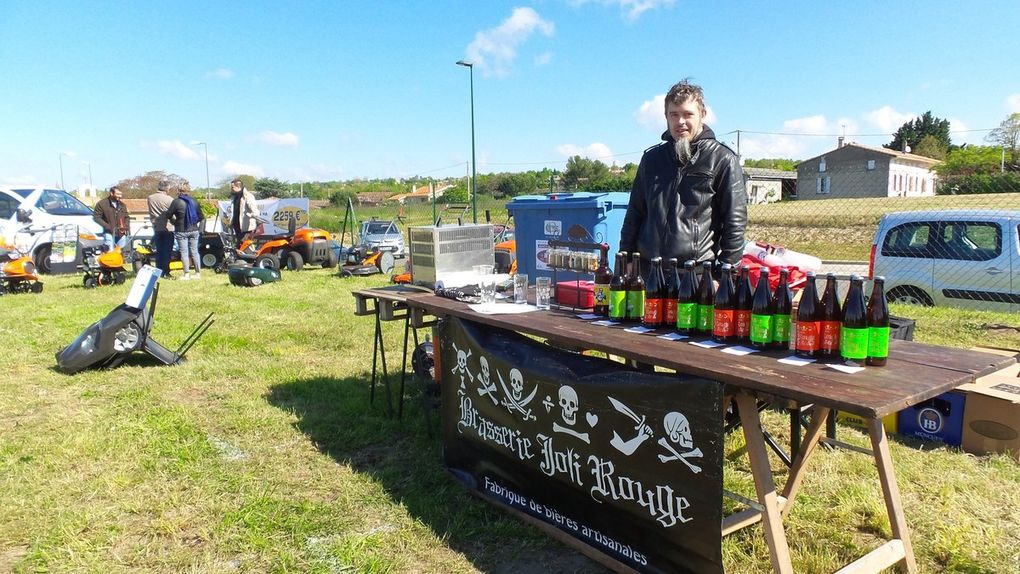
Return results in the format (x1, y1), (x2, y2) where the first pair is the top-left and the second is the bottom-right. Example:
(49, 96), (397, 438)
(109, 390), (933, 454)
(664, 258), (680, 327)
(626, 252), (645, 323)
(713, 263), (736, 343)
(593, 244), (612, 317)
(608, 252), (627, 321)
(795, 271), (821, 358)
(840, 274), (868, 364)
(819, 272), (842, 359)
(866, 276), (890, 366)
(643, 257), (665, 328)
(696, 261), (715, 335)
(771, 268), (793, 350)
(749, 267), (773, 350)
(676, 260), (697, 334)
(734, 265), (753, 344)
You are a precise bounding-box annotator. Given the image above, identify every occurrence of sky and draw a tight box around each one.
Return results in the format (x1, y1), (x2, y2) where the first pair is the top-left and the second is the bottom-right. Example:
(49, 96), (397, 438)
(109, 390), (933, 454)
(2, 0), (1019, 191)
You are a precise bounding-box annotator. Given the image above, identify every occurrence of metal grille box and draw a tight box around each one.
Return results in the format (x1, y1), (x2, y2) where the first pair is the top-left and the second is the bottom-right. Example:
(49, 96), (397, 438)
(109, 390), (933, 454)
(410, 224), (493, 287)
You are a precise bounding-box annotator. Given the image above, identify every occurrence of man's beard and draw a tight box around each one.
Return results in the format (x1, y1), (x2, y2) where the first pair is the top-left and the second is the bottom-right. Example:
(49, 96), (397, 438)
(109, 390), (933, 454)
(674, 137), (692, 165)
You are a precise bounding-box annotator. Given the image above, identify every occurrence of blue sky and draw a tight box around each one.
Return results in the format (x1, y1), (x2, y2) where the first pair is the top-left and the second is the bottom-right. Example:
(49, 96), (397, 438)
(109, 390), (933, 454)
(2, 1), (1018, 190)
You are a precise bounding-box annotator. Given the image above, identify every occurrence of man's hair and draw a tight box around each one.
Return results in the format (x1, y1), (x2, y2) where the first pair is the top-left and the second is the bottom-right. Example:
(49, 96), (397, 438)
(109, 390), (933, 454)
(157, 180), (170, 191)
(230, 179), (243, 187)
(664, 78), (706, 114)
(109, 186), (120, 194)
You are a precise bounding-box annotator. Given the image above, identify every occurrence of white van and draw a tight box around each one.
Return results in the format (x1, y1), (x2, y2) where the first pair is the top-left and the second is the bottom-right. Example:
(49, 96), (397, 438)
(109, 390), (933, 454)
(869, 210), (1018, 312)
(0, 187), (104, 273)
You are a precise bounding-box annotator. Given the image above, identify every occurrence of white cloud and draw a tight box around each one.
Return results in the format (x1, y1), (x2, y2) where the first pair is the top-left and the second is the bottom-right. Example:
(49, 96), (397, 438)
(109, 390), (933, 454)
(569, 0), (675, 20)
(634, 94), (716, 130)
(154, 140), (200, 160)
(534, 52), (553, 66)
(205, 68), (234, 80)
(556, 142), (615, 161)
(465, 7), (554, 78)
(1007, 93), (1020, 113)
(221, 161), (264, 178)
(863, 105), (915, 134)
(259, 131), (300, 148)
(739, 115), (860, 160)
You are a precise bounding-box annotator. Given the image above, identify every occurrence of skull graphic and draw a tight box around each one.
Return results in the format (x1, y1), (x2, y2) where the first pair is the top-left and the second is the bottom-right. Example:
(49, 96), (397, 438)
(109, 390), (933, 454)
(663, 411), (693, 449)
(558, 385), (578, 426)
(479, 356), (490, 386)
(509, 368), (524, 402)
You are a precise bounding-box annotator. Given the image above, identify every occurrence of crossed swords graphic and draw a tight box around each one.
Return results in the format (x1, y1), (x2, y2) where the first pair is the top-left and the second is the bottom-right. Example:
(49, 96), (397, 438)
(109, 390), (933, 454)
(608, 396), (703, 472)
(497, 371), (537, 421)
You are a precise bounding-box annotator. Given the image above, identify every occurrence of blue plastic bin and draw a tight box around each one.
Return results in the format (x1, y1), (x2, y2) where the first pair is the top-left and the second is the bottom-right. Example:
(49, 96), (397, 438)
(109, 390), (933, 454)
(507, 192), (630, 282)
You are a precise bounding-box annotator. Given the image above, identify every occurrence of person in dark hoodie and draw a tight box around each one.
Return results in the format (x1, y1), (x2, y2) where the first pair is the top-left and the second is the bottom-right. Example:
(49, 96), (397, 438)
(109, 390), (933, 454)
(619, 79), (747, 272)
(168, 181), (205, 280)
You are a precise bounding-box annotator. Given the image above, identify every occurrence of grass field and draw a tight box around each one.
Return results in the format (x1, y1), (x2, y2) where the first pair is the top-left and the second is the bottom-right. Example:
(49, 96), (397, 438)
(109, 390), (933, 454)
(1, 267), (1018, 573)
(312, 192), (1020, 262)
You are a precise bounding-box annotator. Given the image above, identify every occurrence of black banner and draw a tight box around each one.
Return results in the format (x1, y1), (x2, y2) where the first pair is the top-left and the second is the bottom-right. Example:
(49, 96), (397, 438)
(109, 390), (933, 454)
(437, 317), (724, 574)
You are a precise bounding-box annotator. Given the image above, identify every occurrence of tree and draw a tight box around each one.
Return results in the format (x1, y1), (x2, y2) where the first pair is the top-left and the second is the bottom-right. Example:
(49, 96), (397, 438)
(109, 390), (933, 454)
(252, 177), (290, 199)
(934, 145), (1003, 177)
(497, 172), (537, 198)
(913, 134), (948, 160)
(743, 158), (799, 171)
(439, 185), (469, 203)
(114, 170), (187, 199)
(561, 156), (610, 189)
(886, 111), (951, 153)
(985, 112), (1020, 168)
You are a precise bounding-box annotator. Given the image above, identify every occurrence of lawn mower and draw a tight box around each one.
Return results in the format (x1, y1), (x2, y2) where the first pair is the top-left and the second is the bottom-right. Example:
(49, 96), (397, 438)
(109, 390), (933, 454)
(338, 244), (395, 278)
(234, 216), (338, 271)
(0, 238), (43, 295)
(81, 245), (128, 288)
(227, 262), (282, 287)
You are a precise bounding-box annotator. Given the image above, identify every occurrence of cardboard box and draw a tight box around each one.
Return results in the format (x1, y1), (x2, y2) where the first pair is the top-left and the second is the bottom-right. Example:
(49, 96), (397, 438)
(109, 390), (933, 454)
(836, 411), (897, 435)
(898, 391), (967, 446)
(958, 359), (1020, 459)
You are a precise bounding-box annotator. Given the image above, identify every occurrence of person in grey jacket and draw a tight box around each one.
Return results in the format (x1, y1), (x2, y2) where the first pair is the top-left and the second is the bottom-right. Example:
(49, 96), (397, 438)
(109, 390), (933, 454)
(229, 179), (260, 248)
(620, 79), (747, 272)
(147, 179), (175, 276)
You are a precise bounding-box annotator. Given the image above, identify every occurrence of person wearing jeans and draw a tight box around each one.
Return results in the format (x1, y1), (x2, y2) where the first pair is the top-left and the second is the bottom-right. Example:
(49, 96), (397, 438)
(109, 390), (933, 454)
(147, 179), (175, 277)
(168, 182), (204, 280)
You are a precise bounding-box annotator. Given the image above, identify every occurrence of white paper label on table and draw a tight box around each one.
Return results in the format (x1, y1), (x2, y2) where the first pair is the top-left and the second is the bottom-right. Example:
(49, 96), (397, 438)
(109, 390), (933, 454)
(591, 320), (619, 327)
(657, 332), (688, 341)
(722, 345), (758, 355)
(689, 340), (726, 349)
(778, 355), (816, 366)
(624, 326), (656, 334)
(826, 363), (866, 374)
(576, 313), (600, 320)
(468, 303), (538, 315)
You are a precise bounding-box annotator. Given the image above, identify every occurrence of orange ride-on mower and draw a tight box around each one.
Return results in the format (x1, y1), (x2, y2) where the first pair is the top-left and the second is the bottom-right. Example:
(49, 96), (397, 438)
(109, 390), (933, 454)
(235, 217), (339, 271)
(81, 245), (128, 288)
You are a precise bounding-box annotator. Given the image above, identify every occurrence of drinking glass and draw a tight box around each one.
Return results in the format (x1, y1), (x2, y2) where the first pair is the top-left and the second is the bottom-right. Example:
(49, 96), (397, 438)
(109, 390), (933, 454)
(535, 276), (552, 310)
(474, 264), (496, 304)
(513, 274), (529, 304)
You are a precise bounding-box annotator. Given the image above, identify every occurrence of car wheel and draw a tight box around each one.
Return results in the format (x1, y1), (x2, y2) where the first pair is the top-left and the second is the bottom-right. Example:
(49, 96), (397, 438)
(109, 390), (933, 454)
(34, 245), (52, 275)
(255, 254), (280, 270)
(286, 251), (304, 271)
(887, 286), (933, 306)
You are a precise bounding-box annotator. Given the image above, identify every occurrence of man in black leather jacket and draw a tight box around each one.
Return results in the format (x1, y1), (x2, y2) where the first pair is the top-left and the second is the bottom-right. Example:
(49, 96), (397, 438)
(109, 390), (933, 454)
(620, 80), (747, 270)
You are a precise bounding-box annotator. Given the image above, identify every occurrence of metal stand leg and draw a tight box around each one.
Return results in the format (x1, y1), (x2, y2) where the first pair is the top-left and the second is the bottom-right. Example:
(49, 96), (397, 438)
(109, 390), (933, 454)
(373, 310), (393, 415)
(398, 314), (411, 419)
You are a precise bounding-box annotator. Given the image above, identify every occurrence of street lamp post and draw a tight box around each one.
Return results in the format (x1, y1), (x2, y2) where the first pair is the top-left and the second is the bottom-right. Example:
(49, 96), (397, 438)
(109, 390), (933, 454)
(81, 161), (93, 192)
(456, 60), (477, 223)
(191, 141), (211, 199)
(58, 151), (75, 190)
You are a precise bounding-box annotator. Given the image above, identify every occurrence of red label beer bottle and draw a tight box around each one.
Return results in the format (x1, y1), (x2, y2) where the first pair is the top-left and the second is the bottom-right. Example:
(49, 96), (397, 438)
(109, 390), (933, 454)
(734, 265), (753, 344)
(664, 257), (679, 327)
(866, 276), (890, 366)
(795, 271), (821, 358)
(642, 257), (664, 328)
(713, 263), (736, 343)
(819, 272), (842, 359)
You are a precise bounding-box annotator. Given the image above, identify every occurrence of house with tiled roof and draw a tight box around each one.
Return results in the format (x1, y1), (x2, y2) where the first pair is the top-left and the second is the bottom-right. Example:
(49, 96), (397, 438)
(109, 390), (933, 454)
(796, 141), (941, 200)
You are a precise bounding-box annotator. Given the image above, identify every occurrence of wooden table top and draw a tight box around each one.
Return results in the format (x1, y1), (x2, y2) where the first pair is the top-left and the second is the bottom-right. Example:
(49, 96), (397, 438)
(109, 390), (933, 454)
(389, 291), (1014, 419)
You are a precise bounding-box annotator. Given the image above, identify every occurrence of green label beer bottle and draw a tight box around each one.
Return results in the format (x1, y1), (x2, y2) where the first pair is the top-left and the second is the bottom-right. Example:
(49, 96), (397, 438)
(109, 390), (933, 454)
(840, 275), (869, 363)
(866, 276), (890, 366)
(749, 268), (773, 349)
(608, 251), (627, 321)
(676, 260), (696, 334)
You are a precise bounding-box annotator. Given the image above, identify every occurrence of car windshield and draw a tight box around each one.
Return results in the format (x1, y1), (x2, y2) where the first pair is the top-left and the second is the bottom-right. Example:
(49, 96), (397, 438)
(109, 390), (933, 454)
(364, 222), (397, 235)
(35, 189), (94, 216)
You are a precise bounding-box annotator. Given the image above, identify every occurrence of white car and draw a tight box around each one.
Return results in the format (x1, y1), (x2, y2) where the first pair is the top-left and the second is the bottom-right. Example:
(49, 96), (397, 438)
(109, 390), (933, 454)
(869, 210), (1018, 312)
(0, 186), (104, 273)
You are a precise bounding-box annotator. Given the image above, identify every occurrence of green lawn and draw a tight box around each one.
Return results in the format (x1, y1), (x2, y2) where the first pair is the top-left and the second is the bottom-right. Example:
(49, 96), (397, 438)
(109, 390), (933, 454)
(1, 269), (1018, 573)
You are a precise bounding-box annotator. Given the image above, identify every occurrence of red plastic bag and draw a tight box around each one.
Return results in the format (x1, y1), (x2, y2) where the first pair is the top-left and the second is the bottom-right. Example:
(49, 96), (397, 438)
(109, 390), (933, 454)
(738, 254), (807, 292)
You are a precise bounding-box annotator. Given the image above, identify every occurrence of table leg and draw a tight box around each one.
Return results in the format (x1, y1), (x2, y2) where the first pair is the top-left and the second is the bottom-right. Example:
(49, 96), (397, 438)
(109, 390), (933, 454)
(375, 311), (393, 415)
(781, 406), (830, 518)
(735, 392), (794, 574)
(867, 418), (917, 573)
(370, 307), (380, 405)
(398, 313), (411, 419)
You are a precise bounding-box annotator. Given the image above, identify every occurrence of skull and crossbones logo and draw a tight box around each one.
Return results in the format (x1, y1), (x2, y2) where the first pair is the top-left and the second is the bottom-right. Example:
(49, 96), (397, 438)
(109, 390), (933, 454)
(657, 411), (703, 473)
(476, 356), (498, 404)
(551, 385), (590, 443)
(450, 342), (474, 390)
(498, 368), (536, 421)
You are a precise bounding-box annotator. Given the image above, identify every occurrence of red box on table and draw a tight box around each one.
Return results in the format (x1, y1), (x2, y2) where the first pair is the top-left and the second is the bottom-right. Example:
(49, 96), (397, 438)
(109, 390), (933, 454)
(555, 280), (595, 308)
